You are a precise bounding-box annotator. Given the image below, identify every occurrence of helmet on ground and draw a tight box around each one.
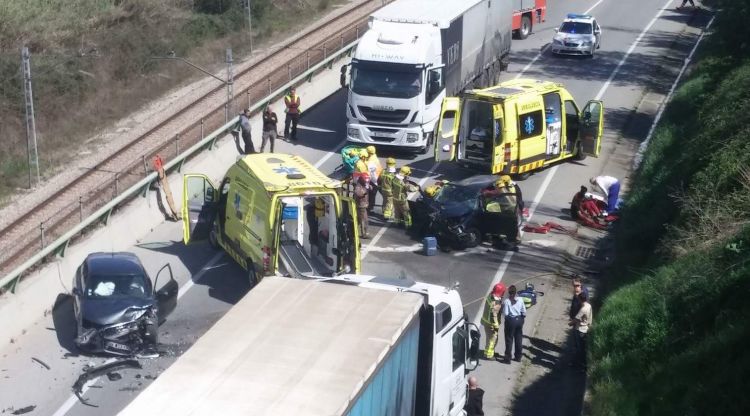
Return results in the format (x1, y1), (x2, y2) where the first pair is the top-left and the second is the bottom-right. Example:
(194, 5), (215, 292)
(424, 185), (439, 198)
(400, 166), (412, 176)
(386, 157), (396, 166)
(366, 145), (377, 155)
(359, 149), (369, 158)
(491, 283), (506, 299)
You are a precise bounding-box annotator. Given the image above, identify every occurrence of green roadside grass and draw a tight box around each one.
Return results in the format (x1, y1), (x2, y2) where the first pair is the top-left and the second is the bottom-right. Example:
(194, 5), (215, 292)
(589, 1), (750, 414)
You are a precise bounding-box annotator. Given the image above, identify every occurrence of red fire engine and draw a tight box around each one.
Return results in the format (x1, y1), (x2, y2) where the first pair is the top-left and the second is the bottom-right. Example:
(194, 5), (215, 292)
(513, 0), (546, 39)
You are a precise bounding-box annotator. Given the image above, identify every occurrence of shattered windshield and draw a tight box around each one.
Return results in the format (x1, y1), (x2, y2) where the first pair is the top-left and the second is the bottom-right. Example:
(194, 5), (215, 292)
(86, 274), (150, 299)
(434, 185), (477, 205)
(560, 21), (593, 34)
(351, 61), (422, 99)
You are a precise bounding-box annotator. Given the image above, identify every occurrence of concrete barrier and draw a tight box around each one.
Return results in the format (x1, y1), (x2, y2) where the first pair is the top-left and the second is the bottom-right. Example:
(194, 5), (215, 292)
(0, 55), (350, 346)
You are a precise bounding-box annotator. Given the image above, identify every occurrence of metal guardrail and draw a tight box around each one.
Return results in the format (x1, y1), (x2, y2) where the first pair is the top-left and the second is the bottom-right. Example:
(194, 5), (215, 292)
(0, 39), (358, 292)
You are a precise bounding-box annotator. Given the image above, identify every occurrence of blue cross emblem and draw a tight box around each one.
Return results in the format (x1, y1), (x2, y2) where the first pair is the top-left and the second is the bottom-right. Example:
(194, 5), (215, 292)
(524, 116), (535, 135)
(273, 166), (300, 175)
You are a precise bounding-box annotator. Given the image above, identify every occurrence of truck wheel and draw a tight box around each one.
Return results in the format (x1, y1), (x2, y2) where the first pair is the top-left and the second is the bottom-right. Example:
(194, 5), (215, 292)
(419, 133), (434, 154)
(246, 262), (259, 289)
(573, 141), (587, 161)
(518, 15), (532, 39)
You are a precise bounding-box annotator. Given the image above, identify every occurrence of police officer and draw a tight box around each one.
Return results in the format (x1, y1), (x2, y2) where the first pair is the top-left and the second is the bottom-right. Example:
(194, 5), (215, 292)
(380, 158), (397, 220)
(392, 166), (418, 228)
(481, 283), (506, 359)
(283, 87), (301, 141)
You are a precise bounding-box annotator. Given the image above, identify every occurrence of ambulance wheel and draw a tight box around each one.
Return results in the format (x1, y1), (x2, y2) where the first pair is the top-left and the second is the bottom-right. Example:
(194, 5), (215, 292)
(518, 15), (532, 40)
(573, 141), (587, 161)
(513, 172), (531, 181)
(464, 228), (482, 249)
(208, 228), (219, 250)
(246, 263), (259, 289)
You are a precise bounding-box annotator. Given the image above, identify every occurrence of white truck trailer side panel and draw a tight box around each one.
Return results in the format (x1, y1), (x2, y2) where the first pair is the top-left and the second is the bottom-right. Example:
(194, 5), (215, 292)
(458, 0), (513, 90)
(119, 277), (424, 416)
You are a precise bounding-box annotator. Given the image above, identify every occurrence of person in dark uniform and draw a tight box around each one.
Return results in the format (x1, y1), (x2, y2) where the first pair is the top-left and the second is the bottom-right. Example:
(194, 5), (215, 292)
(502, 285), (527, 363)
(464, 376), (485, 416)
(238, 108), (255, 154)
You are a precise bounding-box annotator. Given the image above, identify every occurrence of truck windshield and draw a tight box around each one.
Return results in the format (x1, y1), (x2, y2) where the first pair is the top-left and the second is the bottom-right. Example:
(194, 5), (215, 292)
(351, 61), (422, 99)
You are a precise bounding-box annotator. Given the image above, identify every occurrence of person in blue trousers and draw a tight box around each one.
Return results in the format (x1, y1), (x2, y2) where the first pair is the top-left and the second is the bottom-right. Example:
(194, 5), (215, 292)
(589, 175), (620, 211)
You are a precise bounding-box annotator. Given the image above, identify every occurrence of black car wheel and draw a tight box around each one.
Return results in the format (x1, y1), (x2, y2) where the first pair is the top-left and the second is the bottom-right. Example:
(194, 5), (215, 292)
(463, 228), (482, 249)
(143, 322), (158, 345)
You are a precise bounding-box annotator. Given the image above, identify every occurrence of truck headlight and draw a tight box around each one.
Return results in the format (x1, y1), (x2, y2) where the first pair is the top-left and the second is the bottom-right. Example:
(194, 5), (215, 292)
(406, 133), (419, 143)
(348, 127), (360, 139)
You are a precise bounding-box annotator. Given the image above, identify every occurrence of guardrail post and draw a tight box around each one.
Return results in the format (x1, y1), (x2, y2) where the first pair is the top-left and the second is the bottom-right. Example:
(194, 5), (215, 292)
(114, 173), (119, 197)
(340, 35), (344, 49)
(306, 51), (310, 70)
(201, 119), (205, 140)
(323, 44), (327, 60)
(104, 208), (113, 226)
(175, 134), (180, 156)
(141, 181), (151, 197)
(178, 158), (185, 173)
(79, 196), (84, 222)
(356, 27), (359, 39)
(288, 64), (292, 81)
(142, 156), (148, 175)
(268, 78), (272, 95)
(39, 222), (46, 249)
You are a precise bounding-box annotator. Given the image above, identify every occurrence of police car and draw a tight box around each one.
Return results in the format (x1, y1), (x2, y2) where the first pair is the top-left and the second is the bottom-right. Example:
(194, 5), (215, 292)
(551, 14), (601, 57)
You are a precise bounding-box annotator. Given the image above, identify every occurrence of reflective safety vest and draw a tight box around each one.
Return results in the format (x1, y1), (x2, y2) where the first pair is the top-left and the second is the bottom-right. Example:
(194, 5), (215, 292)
(314, 198), (326, 218)
(284, 94), (301, 114)
(380, 172), (395, 195)
(392, 176), (409, 202)
(481, 295), (500, 327)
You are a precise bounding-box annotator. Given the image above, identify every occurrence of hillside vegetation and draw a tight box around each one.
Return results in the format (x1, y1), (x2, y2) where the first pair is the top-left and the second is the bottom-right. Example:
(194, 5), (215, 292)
(590, 1), (750, 414)
(0, 0), (334, 202)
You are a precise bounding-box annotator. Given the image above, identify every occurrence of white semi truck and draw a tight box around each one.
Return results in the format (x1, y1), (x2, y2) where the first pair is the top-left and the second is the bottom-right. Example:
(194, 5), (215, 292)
(119, 275), (481, 416)
(342, 0), (513, 153)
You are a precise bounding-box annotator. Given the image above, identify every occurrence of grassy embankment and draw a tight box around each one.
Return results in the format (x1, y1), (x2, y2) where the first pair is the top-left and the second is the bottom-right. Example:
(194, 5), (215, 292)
(590, 1), (750, 415)
(0, 0), (334, 203)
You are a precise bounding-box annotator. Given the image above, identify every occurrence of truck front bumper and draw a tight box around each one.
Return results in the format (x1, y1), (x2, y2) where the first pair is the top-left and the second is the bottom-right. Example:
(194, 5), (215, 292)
(346, 122), (428, 149)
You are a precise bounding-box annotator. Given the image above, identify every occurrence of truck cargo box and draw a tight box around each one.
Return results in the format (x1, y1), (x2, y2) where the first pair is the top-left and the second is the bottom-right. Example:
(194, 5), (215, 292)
(119, 277), (424, 416)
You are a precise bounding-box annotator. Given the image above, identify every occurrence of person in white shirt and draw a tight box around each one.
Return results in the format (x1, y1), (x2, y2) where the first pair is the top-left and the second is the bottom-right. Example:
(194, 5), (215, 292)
(589, 175), (620, 211)
(502, 285), (527, 363)
(569, 290), (593, 371)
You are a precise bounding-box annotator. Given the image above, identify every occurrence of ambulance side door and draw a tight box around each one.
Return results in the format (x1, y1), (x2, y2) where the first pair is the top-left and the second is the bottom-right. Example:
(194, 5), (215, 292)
(338, 196), (361, 274)
(515, 96), (546, 170)
(181, 174), (218, 245)
(491, 104), (505, 174)
(580, 100), (604, 157)
(435, 97), (461, 162)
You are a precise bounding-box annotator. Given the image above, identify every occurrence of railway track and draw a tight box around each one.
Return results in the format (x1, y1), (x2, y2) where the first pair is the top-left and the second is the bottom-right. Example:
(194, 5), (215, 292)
(0, 0), (390, 278)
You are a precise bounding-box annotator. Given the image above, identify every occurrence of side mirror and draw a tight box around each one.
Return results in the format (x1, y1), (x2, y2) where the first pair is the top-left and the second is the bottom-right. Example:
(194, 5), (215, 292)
(339, 64), (349, 88)
(554, 28), (559, 33)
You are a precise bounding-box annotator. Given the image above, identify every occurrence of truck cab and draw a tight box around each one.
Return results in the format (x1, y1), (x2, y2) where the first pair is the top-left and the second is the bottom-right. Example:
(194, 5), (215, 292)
(435, 78), (604, 177)
(181, 154), (360, 286)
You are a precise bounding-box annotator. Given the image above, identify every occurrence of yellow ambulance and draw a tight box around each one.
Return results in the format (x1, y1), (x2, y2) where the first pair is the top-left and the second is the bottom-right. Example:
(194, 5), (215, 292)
(182, 154), (360, 286)
(435, 79), (604, 177)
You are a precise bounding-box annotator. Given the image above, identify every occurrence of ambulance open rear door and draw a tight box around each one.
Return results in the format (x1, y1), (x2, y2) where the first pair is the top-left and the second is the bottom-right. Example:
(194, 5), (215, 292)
(580, 100), (604, 157)
(435, 97), (461, 162)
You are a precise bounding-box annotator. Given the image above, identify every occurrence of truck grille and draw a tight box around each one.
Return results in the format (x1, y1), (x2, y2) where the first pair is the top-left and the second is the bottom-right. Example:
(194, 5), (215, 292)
(358, 106), (409, 123)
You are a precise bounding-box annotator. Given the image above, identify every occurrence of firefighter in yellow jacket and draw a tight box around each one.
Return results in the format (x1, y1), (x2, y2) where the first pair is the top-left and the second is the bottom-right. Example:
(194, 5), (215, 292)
(392, 166), (418, 228)
(481, 283), (506, 359)
(379, 158), (397, 220)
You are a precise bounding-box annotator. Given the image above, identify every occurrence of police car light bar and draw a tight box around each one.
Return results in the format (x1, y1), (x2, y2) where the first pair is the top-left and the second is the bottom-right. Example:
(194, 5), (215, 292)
(566, 13), (592, 19)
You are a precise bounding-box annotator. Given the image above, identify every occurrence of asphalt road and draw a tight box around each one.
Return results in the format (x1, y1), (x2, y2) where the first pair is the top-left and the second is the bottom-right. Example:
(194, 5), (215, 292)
(0, 0), (712, 414)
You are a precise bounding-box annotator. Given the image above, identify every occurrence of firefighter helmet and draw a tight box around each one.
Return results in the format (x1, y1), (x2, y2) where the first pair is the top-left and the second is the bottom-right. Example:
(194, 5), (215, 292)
(359, 149), (369, 158)
(366, 145), (377, 155)
(399, 166), (412, 176)
(424, 185), (439, 198)
(491, 283), (506, 299)
(386, 157), (396, 166)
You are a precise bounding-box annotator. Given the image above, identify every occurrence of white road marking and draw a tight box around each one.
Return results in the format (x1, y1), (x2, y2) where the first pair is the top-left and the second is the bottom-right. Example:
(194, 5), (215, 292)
(515, 0), (605, 79)
(51, 251), (226, 416)
(313, 138), (348, 168)
(472, 0), (676, 326)
(297, 125), (337, 133)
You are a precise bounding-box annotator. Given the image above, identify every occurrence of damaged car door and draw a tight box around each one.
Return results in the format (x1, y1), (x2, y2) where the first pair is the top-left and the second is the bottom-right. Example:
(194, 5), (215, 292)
(154, 263), (178, 324)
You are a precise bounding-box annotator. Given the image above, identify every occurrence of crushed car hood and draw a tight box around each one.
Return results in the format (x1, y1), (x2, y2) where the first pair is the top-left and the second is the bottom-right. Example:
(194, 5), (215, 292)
(82, 297), (154, 327)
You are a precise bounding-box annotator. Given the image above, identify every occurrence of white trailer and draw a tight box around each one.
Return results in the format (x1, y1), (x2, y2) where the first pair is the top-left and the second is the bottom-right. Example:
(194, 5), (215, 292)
(119, 275), (480, 416)
(343, 0), (513, 153)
